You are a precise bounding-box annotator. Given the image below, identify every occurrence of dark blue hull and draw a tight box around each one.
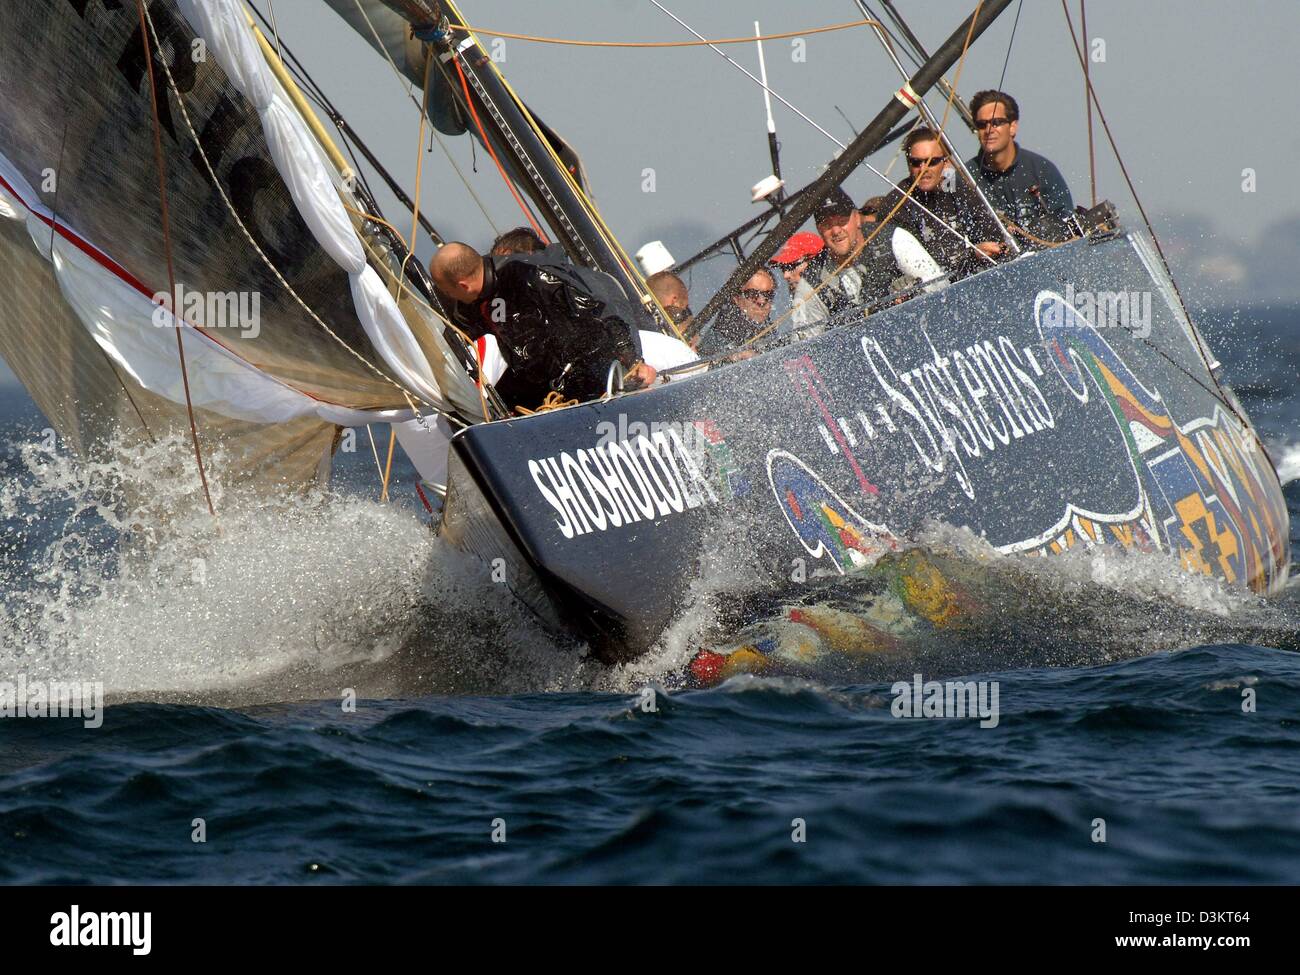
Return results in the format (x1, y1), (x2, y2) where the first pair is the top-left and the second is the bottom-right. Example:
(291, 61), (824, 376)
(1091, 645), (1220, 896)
(441, 232), (1290, 661)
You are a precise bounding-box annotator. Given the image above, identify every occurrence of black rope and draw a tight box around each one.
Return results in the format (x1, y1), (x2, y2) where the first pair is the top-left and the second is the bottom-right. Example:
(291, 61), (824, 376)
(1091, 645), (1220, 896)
(860, 0), (923, 70)
(997, 0), (1025, 92)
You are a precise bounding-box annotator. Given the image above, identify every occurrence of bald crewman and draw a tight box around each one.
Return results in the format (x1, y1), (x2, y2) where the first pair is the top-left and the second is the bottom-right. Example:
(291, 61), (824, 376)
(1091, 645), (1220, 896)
(430, 242), (655, 410)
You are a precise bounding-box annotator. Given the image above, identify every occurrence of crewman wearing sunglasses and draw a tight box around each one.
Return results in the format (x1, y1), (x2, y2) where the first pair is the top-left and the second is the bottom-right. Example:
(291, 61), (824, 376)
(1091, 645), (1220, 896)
(872, 126), (1007, 276)
(966, 89), (1076, 242)
(801, 187), (895, 317)
(696, 268), (780, 356)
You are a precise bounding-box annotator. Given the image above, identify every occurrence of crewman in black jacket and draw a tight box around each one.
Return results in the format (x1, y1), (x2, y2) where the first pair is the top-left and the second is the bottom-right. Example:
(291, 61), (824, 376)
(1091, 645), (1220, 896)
(800, 187), (895, 316)
(430, 242), (654, 410)
(874, 126), (1007, 278)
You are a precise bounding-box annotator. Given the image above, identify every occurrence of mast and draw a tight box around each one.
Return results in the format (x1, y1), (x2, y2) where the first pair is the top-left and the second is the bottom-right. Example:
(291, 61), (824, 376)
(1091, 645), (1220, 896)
(418, 1), (661, 323)
(693, 0), (1014, 329)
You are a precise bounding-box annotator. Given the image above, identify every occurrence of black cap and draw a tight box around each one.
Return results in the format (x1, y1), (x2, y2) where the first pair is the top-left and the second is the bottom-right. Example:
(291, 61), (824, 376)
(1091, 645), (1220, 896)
(813, 186), (857, 223)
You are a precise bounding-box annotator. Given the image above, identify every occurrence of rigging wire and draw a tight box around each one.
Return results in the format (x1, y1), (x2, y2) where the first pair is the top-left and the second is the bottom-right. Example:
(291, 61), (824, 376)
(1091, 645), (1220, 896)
(1050, 1), (1267, 451)
(348, 0), (501, 236)
(648, 0), (851, 150)
(858, 0), (922, 71)
(394, 53), (436, 308)
(1079, 0), (1097, 207)
(265, 0), (285, 70)
(458, 18), (878, 48)
(365, 424), (384, 481)
(1057, 0), (1215, 378)
(379, 426), (398, 502)
(937, 0), (981, 135)
(136, 0), (216, 519)
(432, 47), (554, 246)
(996, 0), (1025, 92)
(450, 57), (551, 240)
(869, 0), (978, 132)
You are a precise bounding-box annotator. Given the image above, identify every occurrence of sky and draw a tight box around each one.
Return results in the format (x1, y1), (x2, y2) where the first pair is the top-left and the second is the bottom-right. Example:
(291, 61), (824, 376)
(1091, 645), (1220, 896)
(3, 0), (1299, 388)
(264, 0), (1299, 269)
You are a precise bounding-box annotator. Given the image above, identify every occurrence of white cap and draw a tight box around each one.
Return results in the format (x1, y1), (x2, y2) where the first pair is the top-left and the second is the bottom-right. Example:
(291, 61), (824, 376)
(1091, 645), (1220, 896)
(635, 240), (676, 276)
(751, 174), (785, 202)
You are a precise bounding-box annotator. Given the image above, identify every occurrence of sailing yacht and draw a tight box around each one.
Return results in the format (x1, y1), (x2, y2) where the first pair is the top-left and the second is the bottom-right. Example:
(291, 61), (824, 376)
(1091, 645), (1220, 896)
(0, 0), (1287, 669)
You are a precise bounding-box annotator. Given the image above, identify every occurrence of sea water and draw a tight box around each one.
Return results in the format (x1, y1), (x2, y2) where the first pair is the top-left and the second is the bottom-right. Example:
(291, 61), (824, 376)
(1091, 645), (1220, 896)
(1, 307), (1298, 883)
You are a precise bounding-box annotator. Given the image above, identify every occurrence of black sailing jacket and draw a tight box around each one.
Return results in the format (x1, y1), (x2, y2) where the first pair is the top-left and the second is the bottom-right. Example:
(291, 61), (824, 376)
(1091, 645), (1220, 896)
(442, 247), (644, 410)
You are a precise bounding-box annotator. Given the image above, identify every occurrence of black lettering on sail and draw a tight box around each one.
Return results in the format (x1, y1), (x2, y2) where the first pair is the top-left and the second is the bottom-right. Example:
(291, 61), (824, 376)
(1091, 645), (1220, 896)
(229, 157), (313, 276)
(191, 94), (250, 188)
(67, 0), (126, 16)
(117, 1), (198, 145)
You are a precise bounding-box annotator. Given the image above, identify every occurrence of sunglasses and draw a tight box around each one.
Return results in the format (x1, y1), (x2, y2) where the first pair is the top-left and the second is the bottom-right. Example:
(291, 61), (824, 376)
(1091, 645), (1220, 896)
(974, 117), (1012, 130)
(739, 289), (775, 302)
(907, 154), (947, 168)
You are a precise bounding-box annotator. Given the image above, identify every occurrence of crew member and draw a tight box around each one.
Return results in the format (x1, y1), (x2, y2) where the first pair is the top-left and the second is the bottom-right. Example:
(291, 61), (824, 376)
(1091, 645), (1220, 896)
(965, 90), (1076, 242)
(769, 231), (830, 329)
(860, 195), (886, 225)
(489, 226), (547, 257)
(430, 242), (654, 409)
(646, 270), (693, 327)
(696, 268), (778, 356)
(875, 127), (1006, 277)
(800, 187), (894, 316)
